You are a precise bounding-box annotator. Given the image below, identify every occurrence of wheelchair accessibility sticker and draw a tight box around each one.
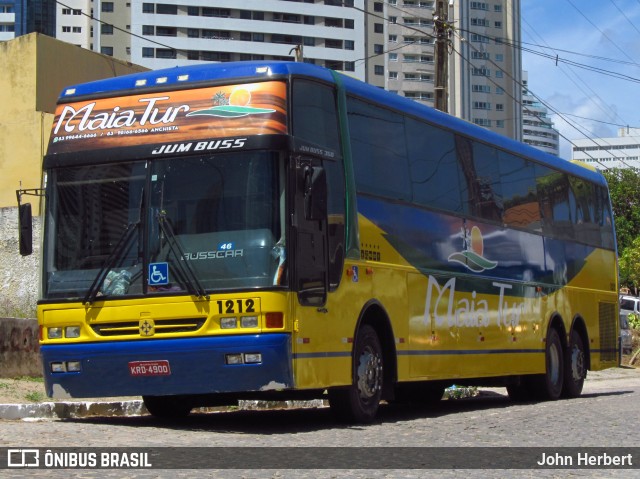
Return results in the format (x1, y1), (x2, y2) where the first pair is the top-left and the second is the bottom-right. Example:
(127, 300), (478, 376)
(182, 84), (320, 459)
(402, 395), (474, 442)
(148, 262), (169, 286)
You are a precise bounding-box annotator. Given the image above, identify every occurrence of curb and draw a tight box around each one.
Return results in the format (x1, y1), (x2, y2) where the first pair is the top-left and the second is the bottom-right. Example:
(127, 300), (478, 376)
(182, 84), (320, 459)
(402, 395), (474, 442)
(0, 399), (328, 420)
(0, 400), (145, 420)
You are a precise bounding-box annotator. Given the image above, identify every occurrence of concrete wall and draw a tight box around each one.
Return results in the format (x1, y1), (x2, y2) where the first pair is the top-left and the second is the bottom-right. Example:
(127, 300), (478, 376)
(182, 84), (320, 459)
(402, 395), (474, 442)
(0, 317), (41, 378)
(0, 207), (39, 318)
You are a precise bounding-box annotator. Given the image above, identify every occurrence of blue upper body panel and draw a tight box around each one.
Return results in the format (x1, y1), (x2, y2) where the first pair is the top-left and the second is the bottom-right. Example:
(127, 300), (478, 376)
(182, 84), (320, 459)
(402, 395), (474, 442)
(58, 60), (607, 188)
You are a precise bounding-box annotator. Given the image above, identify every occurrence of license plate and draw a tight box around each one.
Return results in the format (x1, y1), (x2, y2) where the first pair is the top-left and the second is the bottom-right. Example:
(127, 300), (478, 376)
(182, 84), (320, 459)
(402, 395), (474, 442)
(128, 360), (171, 377)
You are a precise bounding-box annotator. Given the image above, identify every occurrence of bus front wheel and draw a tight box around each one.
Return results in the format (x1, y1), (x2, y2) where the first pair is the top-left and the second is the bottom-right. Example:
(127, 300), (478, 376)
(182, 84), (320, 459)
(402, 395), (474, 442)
(328, 324), (383, 423)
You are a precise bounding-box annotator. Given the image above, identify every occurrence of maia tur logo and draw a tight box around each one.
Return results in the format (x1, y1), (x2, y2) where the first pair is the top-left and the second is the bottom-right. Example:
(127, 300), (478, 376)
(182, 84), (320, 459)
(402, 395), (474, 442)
(448, 225), (498, 273)
(186, 88), (276, 118)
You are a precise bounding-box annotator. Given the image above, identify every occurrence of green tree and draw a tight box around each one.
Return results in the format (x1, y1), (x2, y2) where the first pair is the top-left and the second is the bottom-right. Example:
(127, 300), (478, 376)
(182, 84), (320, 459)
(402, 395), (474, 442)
(618, 236), (640, 293)
(601, 167), (640, 253)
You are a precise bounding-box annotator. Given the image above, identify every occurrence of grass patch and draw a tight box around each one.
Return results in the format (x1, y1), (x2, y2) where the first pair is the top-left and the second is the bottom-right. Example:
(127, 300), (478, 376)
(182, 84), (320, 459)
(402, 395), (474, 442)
(25, 391), (46, 402)
(15, 376), (44, 383)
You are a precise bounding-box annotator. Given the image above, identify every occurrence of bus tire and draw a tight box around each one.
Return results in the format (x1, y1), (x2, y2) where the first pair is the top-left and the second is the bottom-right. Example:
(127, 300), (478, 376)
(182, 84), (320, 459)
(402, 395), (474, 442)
(532, 327), (564, 400)
(328, 324), (383, 423)
(562, 329), (586, 398)
(143, 395), (192, 418)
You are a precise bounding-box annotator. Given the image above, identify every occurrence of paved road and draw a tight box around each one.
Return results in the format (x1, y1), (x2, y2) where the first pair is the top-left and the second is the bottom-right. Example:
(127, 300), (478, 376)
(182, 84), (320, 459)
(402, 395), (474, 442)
(1, 367), (638, 478)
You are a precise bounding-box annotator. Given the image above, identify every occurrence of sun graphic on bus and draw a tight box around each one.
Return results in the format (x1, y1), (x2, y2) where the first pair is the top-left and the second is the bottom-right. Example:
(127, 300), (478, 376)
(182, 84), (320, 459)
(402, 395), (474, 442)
(448, 225), (498, 273)
(186, 87), (276, 118)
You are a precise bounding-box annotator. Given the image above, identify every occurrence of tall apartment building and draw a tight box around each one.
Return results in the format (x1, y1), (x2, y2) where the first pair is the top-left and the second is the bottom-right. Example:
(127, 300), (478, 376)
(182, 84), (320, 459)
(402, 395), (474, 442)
(522, 71), (559, 156)
(449, 0), (522, 141)
(572, 128), (640, 170)
(380, 1), (522, 140)
(0, 2), (15, 41)
(54, 1), (366, 80)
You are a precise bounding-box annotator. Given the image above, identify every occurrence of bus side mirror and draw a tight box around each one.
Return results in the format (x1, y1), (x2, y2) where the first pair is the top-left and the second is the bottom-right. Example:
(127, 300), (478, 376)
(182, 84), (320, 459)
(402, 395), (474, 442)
(304, 165), (327, 221)
(19, 203), (33, 256)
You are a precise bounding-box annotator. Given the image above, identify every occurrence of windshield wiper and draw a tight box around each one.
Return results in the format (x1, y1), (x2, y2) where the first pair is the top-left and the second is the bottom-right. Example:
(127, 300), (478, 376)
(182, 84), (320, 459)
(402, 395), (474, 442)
(157, 210), (209, 299)
(84, 221), (139, 305)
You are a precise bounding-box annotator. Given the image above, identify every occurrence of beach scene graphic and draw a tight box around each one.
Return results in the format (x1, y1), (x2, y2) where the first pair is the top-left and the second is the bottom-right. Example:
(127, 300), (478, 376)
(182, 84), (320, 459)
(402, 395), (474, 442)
(186, 87), (276, 118)
(448, 225), (498, 272)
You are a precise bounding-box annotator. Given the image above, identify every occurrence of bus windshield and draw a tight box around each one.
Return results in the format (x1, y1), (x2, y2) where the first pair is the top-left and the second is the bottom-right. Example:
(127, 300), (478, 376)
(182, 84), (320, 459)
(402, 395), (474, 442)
(43, 151), (286, 300)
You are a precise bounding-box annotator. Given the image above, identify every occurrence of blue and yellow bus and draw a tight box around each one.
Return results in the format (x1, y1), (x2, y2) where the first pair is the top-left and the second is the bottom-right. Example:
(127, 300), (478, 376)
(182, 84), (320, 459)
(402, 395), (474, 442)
(24, 61), (619, 422)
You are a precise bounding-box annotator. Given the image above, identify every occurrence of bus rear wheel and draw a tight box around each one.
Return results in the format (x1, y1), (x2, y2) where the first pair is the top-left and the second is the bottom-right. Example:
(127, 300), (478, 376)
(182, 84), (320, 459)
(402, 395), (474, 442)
(143, 395), (193, 419)
(532, 327), (564, 400)
(328, 325), (383, 423)
(562, 329), (586, 398)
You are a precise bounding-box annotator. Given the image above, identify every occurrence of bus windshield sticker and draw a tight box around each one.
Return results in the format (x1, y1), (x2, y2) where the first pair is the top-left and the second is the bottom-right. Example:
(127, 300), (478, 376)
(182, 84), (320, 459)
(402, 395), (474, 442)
(47, 81), (287, 156)
(148, 262), (169, 286)
(186, 88), (276, 118)
(448, 225), (498, 273)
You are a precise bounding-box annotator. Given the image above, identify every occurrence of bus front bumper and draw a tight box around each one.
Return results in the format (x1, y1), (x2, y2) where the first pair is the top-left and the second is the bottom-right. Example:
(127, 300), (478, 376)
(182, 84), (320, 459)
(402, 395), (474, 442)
(40, 334), (293, 399)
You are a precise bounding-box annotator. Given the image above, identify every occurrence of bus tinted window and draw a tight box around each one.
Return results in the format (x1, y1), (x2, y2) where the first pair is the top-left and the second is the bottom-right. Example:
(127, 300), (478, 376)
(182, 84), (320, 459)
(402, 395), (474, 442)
(406, 117), (464, 213)
(499, 152), (540, 231)
(347, 97), (411, 201)
(460, 138), (503, 222)
(292, 80), (340, 152)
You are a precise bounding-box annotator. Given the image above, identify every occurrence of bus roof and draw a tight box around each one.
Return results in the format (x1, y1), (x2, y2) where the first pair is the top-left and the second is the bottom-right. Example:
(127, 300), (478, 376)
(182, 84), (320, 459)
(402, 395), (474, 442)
(57, 61), (606, 187)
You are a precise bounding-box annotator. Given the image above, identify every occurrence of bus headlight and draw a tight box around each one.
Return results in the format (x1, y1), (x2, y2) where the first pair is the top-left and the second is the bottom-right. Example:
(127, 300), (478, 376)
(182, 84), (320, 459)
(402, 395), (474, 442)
(65, 326), (81, 338)
(48, 328), (63, 339)
(240, 316), (258, 328)
(220, 317), (237, 329)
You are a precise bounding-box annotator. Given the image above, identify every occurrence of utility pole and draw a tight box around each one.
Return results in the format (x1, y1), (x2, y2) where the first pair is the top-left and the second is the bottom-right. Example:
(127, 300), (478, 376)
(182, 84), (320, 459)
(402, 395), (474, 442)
(433, 1), (451, 113)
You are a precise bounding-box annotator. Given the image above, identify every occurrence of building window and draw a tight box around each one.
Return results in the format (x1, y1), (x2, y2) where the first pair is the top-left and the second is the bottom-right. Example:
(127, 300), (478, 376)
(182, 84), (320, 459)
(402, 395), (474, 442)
(142, 47), (154, 57)
(374, 2), (383, 12)
(102, 2), (114, 12)
(157, 4), (178, 15)
(374, 65), (384, 75)
(156, 26), (177, 37)
(374, 44), (384, 54)
(142, 25), (154, 35)
(496, 104), (504, 111)
(472, 85), (491, 93)
(101, 46), (113, 56)
(156, 48), (177, 59)
(142, 3), (154, 14)
(495, 70), (504, 78)
(326, 39), (343, 49)
(474, 118), (492, 127)
(374, 23), (383, 33)
(62, 8), (71, 15)
(389, 71), (398, 80)
(345, 40), (354, 50)
(473, 102), (491, 110)
(73, 9), (81, 15)
(344, 61), (355, 72)
(101, 24), (113, 35)
(62, 26), (71, 33)
(345, 19), (354, 29)
(389, 53), (398, 61)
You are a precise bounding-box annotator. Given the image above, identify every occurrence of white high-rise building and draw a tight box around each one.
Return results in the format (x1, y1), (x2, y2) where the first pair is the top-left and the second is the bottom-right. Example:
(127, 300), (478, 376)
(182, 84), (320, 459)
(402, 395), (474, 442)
(0, 2), (15, 41)
(572, 128), (640, 170)
(68, 1), (366, 80)
(56, 0), (91, 48)
(522, 71), (559, 156)
(449, 0), (522, 141)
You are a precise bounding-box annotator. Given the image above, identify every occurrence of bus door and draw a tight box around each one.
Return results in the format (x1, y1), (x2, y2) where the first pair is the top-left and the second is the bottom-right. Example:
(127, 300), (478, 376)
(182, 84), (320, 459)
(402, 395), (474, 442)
(292, 156), (328, 307)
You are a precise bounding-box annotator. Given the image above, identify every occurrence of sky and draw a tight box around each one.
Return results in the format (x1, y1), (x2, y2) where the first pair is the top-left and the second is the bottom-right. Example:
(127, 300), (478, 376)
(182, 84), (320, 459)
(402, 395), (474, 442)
(520, 0), (640, 159)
